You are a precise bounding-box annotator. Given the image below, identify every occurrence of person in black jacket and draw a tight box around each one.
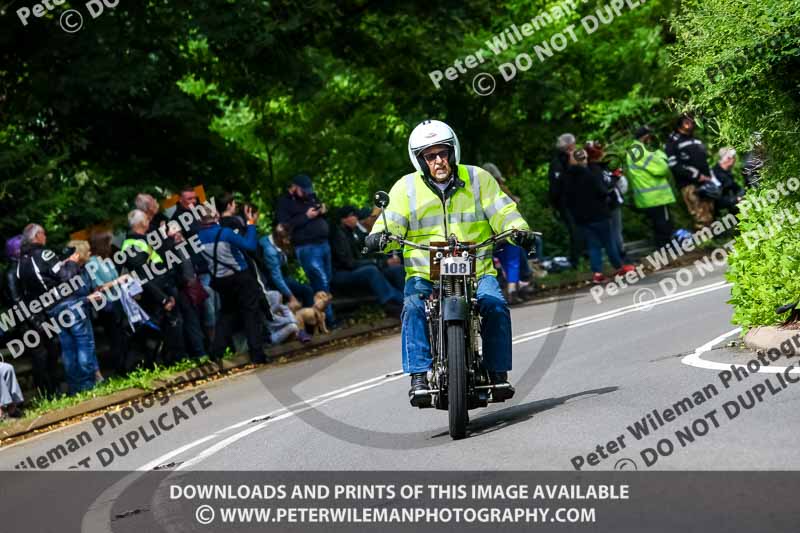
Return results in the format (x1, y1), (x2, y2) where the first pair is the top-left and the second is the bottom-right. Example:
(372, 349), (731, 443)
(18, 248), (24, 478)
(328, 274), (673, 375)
(330, 206), (403, 315)
(121, 210), (187, 366)
(134, 192), (207, 360)
(2, 235), (23, 311)
(665, 115), (714, 229)
(712, 147), (744, 216)
(170, 186), (202, 238)
(276, 174), (335, 326)
(3, 233), (60, 396)
(586, 142), (628, 262)
(563, 151), (634, 284)
(17, 224), (100, 394)
(548, 133), (583, 267)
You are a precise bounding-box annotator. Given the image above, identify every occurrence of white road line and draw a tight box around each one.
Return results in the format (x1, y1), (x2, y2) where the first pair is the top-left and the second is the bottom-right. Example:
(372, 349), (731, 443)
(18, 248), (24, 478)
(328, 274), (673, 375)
(174, 280), (731, 471)
(174, 373), (407, 471)
(224, 371), (406, 431)
(681, 327), (800, 374)
(512, 281), (731, 344)
(79, 278), (732, 531)
(80, 373), (407, 533)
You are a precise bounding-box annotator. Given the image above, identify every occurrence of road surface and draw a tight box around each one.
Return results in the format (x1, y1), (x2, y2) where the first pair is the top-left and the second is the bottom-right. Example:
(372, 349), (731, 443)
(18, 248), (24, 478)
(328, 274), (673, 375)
(3, 264), (798, 531)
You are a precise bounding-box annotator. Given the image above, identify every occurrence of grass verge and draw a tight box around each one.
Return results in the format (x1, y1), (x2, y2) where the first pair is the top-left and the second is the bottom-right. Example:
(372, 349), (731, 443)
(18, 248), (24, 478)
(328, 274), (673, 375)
(4, 356), (218, 425)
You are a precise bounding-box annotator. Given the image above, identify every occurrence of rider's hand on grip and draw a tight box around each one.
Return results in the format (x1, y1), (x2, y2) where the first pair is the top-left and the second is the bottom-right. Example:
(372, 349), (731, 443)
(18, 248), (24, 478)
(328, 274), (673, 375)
(364, 232), (389, 253)
(512, 230), (538, 253)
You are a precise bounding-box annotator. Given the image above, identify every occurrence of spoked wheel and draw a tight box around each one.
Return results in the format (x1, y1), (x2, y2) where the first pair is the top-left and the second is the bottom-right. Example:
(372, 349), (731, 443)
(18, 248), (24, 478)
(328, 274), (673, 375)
(446, 322), (468, 439)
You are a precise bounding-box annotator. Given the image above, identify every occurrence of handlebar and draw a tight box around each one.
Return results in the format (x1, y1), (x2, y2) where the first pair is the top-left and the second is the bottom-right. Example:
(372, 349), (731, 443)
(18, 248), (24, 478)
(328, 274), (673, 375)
(386, 228), (541, 252)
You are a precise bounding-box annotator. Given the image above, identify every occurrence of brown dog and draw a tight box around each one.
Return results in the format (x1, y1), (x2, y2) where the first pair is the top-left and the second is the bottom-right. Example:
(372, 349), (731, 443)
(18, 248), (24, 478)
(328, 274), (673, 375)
(295, 291), (332, 335)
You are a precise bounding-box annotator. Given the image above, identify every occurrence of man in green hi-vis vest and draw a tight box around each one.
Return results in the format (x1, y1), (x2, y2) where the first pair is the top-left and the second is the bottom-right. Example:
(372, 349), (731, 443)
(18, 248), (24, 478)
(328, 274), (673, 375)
(364, 120), (539, 405)
(626, 126), (676, 248)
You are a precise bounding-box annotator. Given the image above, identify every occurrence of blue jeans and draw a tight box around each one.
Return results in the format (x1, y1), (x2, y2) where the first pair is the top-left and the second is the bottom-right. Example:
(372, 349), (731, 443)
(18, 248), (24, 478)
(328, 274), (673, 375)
(199, 273), (220, 329)
(295, 242), (335, 324)
(49, 300), (98, 395)
(495, 243), (522, 283)
(383, 264), (406, 292)
(332, 264), (403, 305)
(609, 208), (625, 260)
(401, 275), (512, 374)
(579, 219), (622, 273)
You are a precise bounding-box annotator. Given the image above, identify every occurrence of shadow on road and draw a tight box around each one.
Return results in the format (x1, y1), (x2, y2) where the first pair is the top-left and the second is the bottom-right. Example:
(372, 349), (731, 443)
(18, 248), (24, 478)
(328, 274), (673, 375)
(431, 386), (618, 440)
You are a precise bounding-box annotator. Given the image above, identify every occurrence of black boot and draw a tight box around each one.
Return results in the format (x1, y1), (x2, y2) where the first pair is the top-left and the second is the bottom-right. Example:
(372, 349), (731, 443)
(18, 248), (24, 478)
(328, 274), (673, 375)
(409, 372), (431, 407)
(490, 371), (515, 402)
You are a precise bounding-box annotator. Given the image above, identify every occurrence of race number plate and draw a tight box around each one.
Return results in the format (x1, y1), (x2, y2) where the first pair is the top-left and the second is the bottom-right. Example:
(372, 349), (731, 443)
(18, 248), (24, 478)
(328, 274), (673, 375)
(440, 256), (471, 276)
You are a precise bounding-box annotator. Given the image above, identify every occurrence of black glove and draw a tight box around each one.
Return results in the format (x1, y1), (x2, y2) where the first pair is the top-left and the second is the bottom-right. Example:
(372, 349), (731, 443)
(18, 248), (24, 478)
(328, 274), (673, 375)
(512, 230), (538, 252)
(364, 232), (389, 253)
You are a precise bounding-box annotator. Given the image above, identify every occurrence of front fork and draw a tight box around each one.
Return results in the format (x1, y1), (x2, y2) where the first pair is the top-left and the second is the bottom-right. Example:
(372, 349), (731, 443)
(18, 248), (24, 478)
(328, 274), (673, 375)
(424, 278), (490, 409)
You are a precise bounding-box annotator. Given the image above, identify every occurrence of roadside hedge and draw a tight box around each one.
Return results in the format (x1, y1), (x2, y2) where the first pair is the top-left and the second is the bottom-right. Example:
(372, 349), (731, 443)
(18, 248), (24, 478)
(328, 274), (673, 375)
(669, 0), (800, 328)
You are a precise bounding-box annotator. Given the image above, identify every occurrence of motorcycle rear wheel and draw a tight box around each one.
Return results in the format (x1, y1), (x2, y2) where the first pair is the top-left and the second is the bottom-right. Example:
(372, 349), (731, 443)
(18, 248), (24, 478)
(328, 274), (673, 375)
(447, 322), (468, 439)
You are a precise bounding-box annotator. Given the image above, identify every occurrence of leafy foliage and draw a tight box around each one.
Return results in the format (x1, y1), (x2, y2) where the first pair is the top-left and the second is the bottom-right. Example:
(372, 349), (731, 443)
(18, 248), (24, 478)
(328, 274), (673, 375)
(667, 0), (800, 328)
(3, 1), (796, 327)
(1, 0), (680, 246)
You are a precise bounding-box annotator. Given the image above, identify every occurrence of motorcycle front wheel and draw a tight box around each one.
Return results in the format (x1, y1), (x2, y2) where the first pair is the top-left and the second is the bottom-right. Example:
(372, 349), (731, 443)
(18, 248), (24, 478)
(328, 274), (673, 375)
(446, 322), (468, 439)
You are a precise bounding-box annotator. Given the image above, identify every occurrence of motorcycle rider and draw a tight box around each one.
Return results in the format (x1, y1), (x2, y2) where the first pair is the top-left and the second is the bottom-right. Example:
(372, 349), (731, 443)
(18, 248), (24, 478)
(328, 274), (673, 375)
(365, 120), (537, 405)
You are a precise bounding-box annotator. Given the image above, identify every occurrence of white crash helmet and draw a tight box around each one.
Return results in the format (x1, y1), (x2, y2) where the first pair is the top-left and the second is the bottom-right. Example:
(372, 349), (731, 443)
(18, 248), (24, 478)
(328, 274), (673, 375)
(407, 120), (461, 174)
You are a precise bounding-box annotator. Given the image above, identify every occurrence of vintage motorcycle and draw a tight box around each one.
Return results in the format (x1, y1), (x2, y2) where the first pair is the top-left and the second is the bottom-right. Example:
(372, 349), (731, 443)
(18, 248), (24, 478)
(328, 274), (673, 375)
(372, 190), (540, 439)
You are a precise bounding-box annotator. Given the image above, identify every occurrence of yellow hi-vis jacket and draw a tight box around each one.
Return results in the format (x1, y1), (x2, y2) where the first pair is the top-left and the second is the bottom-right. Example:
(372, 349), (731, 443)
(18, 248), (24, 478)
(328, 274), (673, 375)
(371, 164), (530, 281)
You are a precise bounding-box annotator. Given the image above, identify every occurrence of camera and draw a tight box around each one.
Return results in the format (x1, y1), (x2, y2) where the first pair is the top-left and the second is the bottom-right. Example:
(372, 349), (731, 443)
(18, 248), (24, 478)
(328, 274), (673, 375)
(308, 194), (322, 210)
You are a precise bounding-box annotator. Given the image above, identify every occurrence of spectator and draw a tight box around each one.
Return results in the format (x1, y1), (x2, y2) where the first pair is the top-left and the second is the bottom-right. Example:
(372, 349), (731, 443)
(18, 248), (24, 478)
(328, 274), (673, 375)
(483, 163), (534, 303)
(4, 233), (60, 396)
(353, 207), (405, 292)
(135, 193), (169, 232)
(162, 221), (207, 360)
(627, 126), (676, 248)
(161, 191), (217, 343)
(665, 115), (714, 229)
(712, 147), (744, 216)
(276, 174), (335, 327)
(139, 189), (209, 358)
(548, 133), (584, 268)
(259, 224), (314, 310)
(0, 362), (24, 420)
(330, 206), (404, 314)
(122, 209), (187, 366)
(265, 290), (309, 344)
(171, 185), (202, 238)
(355, 207), (381, 234)
(215, 194), (275, 324)
(563, 150), (634, 284)
(586, 142), (628, 261)
(67, 239), (104, 383)
(2, 235), (23, 313)
(198, 203), (268, 363)
(217, 193), (247, 231)
(88, 231), (131, 375)
(17, 224), (97, 394)
(167, 187), (210, 295)
(742, 132), (765, 189)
